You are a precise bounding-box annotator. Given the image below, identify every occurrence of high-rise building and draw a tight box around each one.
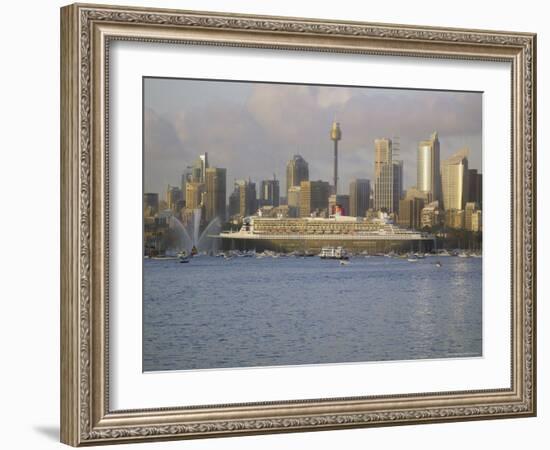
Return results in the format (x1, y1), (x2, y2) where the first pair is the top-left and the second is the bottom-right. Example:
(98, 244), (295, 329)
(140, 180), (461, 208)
(204, 167), (226, 223)
(349, 179), (370, 218)
(166, 185), (183, 212)
(143, 193), (159, 217)
(236, 179), (257, 218)
(417, 132), (442, 203)
(374, 138), (392, 179)
(468, 169), (483, 208)
(329, 194), (350, 216)
(330, 121), (342, 195)
(287, 186), (301, 218)
(392, 160), (403, 214)
(444, 209), (465, 229)
(420, 201), (442, 229)
(260, 176), (280, 207)
(464, 202), (482, 232)
(286, 155), (309, 197)
(299, 180), (330, 217)
(398, 196), (425, 229)
(180, 166), (193, 196)
(373, 137), (402, 214)
(441, 148), (469, 211)
(199, 153), (209, 182)
(185, 182), (205, 210)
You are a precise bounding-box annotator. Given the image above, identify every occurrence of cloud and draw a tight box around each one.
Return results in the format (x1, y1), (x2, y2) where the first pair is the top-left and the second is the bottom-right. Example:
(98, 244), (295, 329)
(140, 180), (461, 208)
(144, 81), (482, 196)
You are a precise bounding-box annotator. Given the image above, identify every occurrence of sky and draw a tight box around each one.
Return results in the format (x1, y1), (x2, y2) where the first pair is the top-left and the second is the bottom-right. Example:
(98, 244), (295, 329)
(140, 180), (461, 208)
(144, 77), (482, 197)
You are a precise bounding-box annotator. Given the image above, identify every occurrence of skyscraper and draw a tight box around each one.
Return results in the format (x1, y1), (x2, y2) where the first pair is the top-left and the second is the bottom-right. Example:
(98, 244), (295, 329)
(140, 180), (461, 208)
(204, 167), (226, 223)
(373, 138), (402, 213)
(166, 185), (183, 212)
(417, 132), (442, 203)
(185, 182), (205, 210)
(349, 179), (370, 218)
(468, 168), (482, 208)
(299, 180), (330, 217)
(441, 148), (469, 211)
(287, 186), (301, 218)
(330, 121), (342, 195)
(286, 155), (309, 197)
(260, 176), (280, 207)
(374, 138), (392, 179)
(143, 193), (159, 217)
(235, 179), (257, 218)
(199, 153), (209, 182)
(392, 160), (403, 215)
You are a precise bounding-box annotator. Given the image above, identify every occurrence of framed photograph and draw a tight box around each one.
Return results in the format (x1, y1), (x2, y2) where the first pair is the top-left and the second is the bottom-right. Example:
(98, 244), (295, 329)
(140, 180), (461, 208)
(60, 3), (537, 446)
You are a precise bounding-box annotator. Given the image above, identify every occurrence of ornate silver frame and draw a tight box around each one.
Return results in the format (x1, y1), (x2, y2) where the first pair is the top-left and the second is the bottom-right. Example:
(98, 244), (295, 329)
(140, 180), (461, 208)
(60, 3), (536, 446)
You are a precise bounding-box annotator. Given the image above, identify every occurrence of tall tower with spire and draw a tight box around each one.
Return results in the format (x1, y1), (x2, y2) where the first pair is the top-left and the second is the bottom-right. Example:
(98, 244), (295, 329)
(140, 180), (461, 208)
(330, 121), (342, 195)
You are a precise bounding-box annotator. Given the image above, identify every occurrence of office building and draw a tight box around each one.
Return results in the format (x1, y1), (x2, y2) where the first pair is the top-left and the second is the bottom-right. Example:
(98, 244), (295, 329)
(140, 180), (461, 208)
(299, 180), (330, 217)
(374, 160), (402, 214)
(204, 167), (226, 223)
(185, 182), (205, 210)
(349, 179), (370, 218)
(465, 202), (482, 232)
(286, 155), (309, 197)
(260, 177), (280, 207)
(166, 185), (183, 212)
(398, 196), (425, 229)
(468, 169), (483, 208)
(329, 194), (350, 216)
(417, 132), (442, 203)
(421, 201), (442, 229)
(374, 138), (392, 179)
(235, 179), (257, 218)
(441, 148), (469, 210)
(143, 193), (159, 217)
(287, 185), (301, 218)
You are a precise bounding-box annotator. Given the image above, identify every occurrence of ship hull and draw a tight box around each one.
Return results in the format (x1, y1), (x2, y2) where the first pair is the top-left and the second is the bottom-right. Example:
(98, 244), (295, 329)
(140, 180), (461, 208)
(218, 235), (434, 253)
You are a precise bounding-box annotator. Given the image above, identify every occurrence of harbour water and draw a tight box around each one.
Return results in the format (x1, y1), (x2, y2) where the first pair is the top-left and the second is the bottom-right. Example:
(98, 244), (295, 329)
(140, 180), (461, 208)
(143, 255), (482, 372)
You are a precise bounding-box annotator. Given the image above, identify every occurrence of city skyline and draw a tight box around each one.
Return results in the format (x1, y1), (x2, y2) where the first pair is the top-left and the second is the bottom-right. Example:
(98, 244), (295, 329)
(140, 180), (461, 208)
(144, 78), (482, 197)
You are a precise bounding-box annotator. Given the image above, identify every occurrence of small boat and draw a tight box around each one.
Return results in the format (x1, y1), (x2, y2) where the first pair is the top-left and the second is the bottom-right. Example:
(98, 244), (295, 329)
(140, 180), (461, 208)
(339, 260), (350, 266)
(407, 254), (419, 262)
(177, 250), (190, 263)
(435, 261), (442, 268)
(319, 246), (349, 260)
(457, 252), (470, 258)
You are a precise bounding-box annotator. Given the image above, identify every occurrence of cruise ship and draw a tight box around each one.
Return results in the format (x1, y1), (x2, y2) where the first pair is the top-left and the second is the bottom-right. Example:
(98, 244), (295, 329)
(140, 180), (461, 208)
(217, 215), (435, 253)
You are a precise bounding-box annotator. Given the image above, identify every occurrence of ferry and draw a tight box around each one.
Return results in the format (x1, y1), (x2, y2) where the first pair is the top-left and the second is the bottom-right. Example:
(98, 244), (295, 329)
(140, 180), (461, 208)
(319, 246), (349, 260)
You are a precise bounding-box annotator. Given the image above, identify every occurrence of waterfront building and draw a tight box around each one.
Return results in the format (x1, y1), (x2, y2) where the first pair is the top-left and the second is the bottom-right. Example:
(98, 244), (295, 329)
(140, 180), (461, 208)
(204, 167), (226, 223)
(260, 176), (280, 207)
(441, 148), (469, 210)
(287, 185), (301, 218)
(417, 132), (442, 203)
(420, 201), (442, 229)
(329, 194), (350, 216)
(299, 180), (330, 217)
(398, 196), (425, 230)
(444, 209), (465, 229)
(143, 192), (159, 217)
(166, 185), (183, 212)
(330, 121), (342, 194)
(468, 169), (483, 208)
(464, 202), (482, 232)
(185, 182), (205, 210)
(349, 178), (370, 218)
(286, 155), (309, 198)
